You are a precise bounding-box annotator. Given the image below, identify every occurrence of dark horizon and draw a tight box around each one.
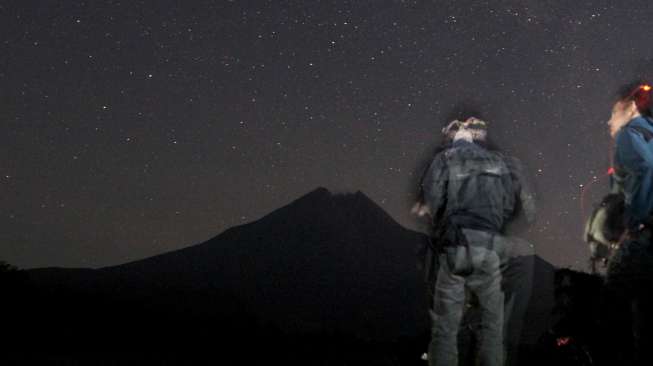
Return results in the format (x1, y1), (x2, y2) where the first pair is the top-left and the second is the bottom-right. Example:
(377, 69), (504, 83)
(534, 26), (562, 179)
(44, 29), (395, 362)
(7, 185), (554, 272)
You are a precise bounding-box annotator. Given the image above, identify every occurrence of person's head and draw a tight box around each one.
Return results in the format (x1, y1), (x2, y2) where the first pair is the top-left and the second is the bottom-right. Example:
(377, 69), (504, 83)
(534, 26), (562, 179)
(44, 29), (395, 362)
(608, 81), (652, 138)
(441, 116), (488, 142)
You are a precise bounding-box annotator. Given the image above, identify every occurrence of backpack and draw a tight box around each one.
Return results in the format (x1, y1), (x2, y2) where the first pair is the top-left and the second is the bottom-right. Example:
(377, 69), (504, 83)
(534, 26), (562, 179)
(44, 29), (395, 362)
(584, 193), (626, 273)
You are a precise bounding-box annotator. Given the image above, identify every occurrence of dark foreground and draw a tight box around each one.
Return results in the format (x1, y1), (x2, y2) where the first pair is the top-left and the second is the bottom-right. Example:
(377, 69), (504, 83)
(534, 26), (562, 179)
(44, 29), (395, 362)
(3, 269), (649, 366)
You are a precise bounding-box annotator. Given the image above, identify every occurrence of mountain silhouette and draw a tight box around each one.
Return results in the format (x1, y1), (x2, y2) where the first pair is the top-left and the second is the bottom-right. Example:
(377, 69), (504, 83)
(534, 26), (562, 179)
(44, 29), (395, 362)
(24, 186), (555, 348)
(27, 187), (428, 341)
(110, 186), (428, 340)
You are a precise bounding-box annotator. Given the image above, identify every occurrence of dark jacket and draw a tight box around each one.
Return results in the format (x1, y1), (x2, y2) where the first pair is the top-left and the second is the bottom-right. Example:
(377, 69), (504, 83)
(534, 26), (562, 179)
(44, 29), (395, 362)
(612, 116), (653, 230)
(420, 139), (535, 233)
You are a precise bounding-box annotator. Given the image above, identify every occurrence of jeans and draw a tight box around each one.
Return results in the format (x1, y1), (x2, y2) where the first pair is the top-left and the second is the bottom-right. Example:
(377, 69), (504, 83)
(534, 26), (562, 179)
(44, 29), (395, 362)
(456, 235), (535, 366)
(428, 228), (504, 366)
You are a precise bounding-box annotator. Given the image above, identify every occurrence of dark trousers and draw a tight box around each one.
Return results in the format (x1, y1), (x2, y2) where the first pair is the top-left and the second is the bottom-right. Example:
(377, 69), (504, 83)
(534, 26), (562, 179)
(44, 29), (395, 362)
(603, 230), (653, 365)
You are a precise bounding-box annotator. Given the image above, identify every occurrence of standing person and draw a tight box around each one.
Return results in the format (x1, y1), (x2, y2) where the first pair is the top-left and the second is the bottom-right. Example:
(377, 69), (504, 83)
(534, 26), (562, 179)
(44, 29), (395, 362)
(413, 116), (535, 366)
(603, 81), (653, 364)
(488, 154), (536, 366)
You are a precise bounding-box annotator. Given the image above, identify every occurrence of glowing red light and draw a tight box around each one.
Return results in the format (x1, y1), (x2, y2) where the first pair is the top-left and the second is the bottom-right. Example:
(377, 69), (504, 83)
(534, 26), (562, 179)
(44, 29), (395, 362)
(607, 167), (615, 175)
(556, 337), (571, 347)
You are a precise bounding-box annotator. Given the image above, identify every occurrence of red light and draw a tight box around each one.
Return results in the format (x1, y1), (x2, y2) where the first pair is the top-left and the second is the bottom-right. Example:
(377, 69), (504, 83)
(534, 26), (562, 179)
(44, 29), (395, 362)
(556, 337), (571, 347)
(607, 167), (615, 175)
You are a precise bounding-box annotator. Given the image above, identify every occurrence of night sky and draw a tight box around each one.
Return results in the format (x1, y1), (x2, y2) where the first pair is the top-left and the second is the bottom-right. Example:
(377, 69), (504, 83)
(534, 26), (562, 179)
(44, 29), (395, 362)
(2, 1), (652, 269)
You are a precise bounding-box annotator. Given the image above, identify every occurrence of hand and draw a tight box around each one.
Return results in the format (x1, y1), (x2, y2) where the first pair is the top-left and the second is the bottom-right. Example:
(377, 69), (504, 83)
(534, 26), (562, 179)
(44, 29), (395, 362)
(411, 202), (431, 217)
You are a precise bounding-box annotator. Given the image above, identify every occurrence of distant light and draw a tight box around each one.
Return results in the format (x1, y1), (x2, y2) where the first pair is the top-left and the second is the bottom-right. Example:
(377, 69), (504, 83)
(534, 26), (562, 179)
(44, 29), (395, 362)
(642, 84), (652, 92)
(556, 337), (571, 347)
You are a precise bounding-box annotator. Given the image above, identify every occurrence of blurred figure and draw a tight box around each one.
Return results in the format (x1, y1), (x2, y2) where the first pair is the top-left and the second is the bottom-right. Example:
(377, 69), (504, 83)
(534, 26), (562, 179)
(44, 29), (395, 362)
(584, 192), (625, 275)
(413, 116), (535, 366)
(602, 81), (653, 365)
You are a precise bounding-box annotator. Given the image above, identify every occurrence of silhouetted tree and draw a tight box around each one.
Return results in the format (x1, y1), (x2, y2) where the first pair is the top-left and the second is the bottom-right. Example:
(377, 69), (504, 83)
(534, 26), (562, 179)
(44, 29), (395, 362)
(0, 260), (17, 272)
(0, 259), (28, 298)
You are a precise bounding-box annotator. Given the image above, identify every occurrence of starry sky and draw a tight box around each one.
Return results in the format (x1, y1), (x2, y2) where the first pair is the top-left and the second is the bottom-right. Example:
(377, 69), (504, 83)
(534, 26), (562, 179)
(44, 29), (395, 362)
(2, 0), (652, 269)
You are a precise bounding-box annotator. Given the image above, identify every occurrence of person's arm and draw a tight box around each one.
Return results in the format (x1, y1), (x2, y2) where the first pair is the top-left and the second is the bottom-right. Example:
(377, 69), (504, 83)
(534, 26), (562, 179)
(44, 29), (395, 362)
(505, 156), (536, 224)
(412, 159), (431, 216)
(616, 127), (653, 228)
(618, 127), (653, 172)
(420, 153), (449, 221)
